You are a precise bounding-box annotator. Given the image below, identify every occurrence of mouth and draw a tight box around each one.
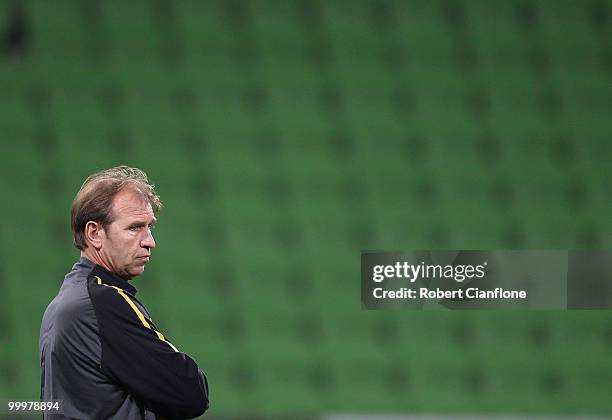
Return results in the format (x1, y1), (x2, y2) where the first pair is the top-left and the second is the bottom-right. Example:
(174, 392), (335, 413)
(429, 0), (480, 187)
(137, 256), (150, 262)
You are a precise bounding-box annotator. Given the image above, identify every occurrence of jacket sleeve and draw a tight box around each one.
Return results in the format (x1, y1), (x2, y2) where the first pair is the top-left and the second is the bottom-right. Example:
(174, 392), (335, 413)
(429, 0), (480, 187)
(88, 281), (209, 419)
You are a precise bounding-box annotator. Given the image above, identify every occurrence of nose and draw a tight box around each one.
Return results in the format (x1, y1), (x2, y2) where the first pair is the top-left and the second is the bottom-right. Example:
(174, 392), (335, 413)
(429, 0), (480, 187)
(141, 228), (156, 250)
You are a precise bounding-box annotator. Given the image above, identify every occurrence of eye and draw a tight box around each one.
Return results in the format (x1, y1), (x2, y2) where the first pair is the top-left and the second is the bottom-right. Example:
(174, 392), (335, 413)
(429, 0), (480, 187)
(129, 226), (141, 231)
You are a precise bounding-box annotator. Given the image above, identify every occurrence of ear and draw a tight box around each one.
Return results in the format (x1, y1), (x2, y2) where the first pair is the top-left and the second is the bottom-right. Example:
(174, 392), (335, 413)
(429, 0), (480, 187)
(84, 221), (106, 250)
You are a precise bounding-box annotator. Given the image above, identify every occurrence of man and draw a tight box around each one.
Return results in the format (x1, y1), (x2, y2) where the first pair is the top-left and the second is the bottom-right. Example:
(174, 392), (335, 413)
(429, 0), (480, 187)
(40, 166), (209, 419)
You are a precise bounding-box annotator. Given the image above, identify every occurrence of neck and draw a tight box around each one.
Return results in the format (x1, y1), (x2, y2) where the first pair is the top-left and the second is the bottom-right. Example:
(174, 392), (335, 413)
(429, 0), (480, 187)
(81, 248), (113, 273)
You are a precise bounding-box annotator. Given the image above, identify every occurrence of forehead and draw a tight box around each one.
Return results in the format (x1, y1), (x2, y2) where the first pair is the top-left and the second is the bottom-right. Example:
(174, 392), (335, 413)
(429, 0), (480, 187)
(111, 188), (155, 222)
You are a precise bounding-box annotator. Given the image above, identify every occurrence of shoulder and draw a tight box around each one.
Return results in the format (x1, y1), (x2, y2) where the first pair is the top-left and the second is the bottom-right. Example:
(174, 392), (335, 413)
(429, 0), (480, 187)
(86, 275), (153, 333)
(87, 275), (133, 314)
(51, 274), (96, 331)
(45, 273), (101, 358)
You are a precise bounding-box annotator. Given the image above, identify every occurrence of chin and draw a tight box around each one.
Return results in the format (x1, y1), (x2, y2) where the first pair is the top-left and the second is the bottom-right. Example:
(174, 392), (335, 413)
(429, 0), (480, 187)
(127, 267), (145, 279)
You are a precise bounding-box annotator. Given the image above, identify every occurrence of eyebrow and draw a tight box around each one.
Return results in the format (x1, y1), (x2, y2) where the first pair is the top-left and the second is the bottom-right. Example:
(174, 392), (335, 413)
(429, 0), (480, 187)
(127, 218), (157, 228)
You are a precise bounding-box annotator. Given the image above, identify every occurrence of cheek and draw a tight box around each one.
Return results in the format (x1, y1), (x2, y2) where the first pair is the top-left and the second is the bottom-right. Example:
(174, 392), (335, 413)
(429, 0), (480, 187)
(130, 237), (144, 254)
(110, 235), (139, 258)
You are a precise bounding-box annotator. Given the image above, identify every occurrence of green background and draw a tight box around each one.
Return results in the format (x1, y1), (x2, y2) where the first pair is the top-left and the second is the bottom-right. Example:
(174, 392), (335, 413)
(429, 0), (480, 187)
(1, 0), (611, 417)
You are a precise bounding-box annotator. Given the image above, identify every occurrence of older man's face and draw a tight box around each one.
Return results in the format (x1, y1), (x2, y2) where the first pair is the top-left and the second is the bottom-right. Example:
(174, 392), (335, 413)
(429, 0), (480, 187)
(100, 188), (157, 280)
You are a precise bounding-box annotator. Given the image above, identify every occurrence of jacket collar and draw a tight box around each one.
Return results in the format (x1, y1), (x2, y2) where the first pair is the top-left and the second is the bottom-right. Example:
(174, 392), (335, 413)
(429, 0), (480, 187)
(80, 256), (138, 296)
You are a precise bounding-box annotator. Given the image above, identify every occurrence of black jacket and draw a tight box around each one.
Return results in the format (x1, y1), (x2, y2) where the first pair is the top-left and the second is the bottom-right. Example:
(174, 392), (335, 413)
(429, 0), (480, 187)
(40, 257), (209, 419)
